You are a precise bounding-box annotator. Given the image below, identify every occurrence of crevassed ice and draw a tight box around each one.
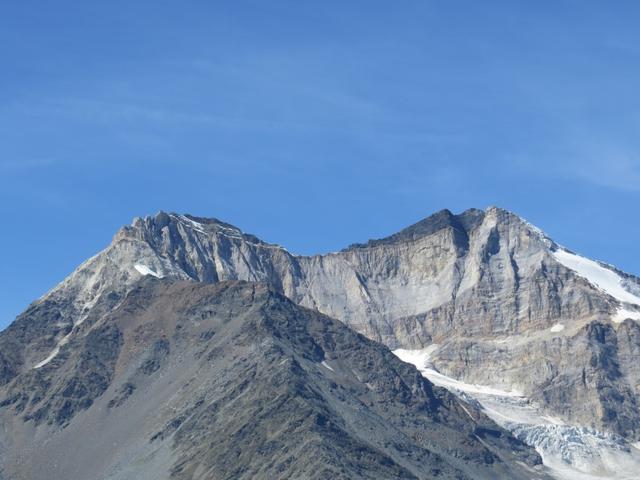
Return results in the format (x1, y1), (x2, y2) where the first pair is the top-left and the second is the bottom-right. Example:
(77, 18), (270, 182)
(393, 347), (640, 480)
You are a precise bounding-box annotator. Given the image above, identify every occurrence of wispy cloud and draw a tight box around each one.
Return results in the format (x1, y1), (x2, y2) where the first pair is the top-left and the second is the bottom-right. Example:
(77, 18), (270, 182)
(0, 158), (66, 206)
(18, 96), (338, 135)
(550, 133), (640, 191)
(0, 157), (56, 171)
(506, 143), (640, 192)
(569, 150), (640, 191)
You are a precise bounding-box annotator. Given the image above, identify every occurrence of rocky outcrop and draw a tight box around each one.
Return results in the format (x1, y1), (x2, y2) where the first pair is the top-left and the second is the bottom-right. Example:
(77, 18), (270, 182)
(0, 280), (549, 480)
(3, 206), (640, 440)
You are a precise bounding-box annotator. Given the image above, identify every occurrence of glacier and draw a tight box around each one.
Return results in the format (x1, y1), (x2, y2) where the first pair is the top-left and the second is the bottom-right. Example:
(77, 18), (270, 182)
(394, 346), (640, 480)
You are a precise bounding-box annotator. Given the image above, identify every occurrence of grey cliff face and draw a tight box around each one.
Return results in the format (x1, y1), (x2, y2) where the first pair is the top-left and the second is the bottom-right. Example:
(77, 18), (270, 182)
(1, 205), (639, 476)
(0, 280), (549, 480)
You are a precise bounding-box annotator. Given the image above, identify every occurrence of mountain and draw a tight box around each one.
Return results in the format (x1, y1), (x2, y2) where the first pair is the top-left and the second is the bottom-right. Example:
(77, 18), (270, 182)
(2, 206), (640, 478)
(0, 279), (548, 480)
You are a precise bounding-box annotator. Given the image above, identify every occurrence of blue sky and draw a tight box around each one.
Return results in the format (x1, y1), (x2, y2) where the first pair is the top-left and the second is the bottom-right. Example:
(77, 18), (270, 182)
(1, 1), (639, 329)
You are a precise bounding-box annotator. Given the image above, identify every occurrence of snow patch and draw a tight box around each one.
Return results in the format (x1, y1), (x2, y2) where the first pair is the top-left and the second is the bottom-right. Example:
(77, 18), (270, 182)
(612, 308), (640, 323)
(552, 248), (640, 305)
(320, 361), (334, 372)
(394, 347), (523, 397)
(171, 213), (290, 252)
(459, 402), (476, 421)
(134, 264), (162, 278)
(550, 324), (565, 333)
(522, 218), (554, 247)
(34, 331), (72, 368)
(552, 248), (640, 325)
(177, 215), (208, 234)
(34, 345), (61, 368)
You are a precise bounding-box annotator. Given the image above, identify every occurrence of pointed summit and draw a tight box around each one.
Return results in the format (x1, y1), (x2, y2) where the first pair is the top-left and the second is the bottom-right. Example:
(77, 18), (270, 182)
(345, 208), (487, 250)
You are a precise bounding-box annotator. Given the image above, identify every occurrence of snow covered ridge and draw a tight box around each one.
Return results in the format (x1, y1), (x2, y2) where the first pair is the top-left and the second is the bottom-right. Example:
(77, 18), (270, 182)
(551, 248), (640, 322)
(393, 347), (640, 480)
(175, 214), (208, 235)
(513, 213), (640, 325)
(165, 213), (290, 252)
(521, 218), (554, 248)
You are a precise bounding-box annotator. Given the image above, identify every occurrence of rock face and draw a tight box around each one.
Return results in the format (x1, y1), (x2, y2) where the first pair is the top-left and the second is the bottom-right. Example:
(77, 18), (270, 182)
(0, 280), (549, 480)
(2, 206), (640, 449)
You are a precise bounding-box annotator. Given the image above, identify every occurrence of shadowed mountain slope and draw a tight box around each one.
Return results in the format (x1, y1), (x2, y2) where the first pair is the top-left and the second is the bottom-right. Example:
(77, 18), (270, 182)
(0, 279), (548, 480)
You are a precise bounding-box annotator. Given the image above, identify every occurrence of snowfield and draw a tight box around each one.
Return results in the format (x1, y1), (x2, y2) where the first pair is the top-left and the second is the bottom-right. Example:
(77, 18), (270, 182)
(394, 346), (640, 480)
(394, 348), (523, 397)
(552, 248), (640, 322)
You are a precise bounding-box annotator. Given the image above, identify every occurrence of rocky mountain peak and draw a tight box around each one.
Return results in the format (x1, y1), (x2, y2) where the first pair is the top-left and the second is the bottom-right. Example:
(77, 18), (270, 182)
(3, 205), (640, 479)
(127, 211), (245, 240)
(343, 206), (552, 253)
(345, 207), (482, 250)
(3, 206), (640, 441)
(115, 211), (283, 256)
